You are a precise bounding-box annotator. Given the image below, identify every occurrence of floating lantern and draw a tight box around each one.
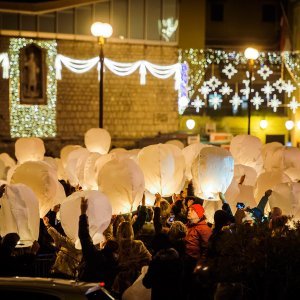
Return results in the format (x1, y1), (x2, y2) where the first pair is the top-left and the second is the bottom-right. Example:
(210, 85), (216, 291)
(84, 128), (111, 154)
(15, 137), (45, 164)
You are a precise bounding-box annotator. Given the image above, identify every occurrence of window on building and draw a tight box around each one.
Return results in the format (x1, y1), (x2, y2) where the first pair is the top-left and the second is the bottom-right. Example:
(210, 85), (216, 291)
(211, 3), (224, 22)
(57, 9), (74, 34)
(262, 4), (277, 22)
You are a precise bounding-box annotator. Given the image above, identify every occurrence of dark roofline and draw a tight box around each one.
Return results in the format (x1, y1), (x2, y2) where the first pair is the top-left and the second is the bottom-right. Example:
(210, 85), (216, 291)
(0, 0), (107, 15)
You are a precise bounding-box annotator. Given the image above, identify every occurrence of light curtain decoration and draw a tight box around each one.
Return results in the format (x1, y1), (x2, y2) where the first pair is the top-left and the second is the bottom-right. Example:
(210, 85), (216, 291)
(0, 53), (9, 79)
(9, 38), (57, 138)
(55, 54), (182, 90)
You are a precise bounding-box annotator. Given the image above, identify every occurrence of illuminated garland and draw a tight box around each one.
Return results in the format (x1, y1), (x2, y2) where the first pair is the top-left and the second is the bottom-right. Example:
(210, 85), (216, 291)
(0, 53), (9, 78)
(9, 38), (57, 138)
(179, 49), (300, 115)
(55, 54), (181, 89)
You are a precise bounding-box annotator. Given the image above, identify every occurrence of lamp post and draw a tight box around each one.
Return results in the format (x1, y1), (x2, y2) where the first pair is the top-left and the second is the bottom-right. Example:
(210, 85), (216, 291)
(244, 47), (259, 135)
(91, 22), (113, 128)
(285, 120), (294, 146)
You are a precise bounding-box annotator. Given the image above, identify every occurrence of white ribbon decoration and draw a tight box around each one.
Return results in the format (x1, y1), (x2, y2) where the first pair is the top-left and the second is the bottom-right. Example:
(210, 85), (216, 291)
(0, 53), (9, 79)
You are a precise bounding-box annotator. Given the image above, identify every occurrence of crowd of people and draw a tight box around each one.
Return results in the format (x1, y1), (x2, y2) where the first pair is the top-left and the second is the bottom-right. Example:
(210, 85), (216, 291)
(0, 180), (296, 300)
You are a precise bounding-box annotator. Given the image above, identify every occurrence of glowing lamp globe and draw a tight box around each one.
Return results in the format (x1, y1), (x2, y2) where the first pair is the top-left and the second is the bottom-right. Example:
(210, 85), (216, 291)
(285, 120), (294, 131)
(91, 22), (113, 38)
(297, 121), (300, 130)
(186, 119), (196, 130)
(260, 119), (268, 129)
(244, 47), (259, 60)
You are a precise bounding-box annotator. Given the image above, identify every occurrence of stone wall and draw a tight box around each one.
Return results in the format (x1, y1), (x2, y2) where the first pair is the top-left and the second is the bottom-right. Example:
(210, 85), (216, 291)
(0, 37), (179, 157)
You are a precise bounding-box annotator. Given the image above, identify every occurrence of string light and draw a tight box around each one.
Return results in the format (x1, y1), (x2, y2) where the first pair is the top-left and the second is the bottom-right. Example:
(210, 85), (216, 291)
(9, 38), (57, 138)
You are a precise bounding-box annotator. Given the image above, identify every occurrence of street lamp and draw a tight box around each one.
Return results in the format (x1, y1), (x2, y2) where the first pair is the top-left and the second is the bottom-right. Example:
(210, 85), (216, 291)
(285, 120), (294, 146)
(244, 47), (259, 135)
(91, 22), (113, 128)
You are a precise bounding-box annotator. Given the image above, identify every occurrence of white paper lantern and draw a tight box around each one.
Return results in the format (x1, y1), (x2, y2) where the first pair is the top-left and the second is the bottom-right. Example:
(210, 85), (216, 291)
(109, 148), (127, 154)
(0, 159), (5, 180)
(182, 143), (211, 180)
(224, 179), (240, 206)
(65, 148), (90, 187)
(284, 168), (300, 182)
(0, 153), (16, 169)
(230, 135), (263, 174)
(83, 152), (102, 190)
(255, 171), (291, 203)
(44, 156), (58, 171)
(203, 200), (222, 224)
(137, 144), (185, 197)
(269, 182), (300, 220)
(283, 147), (300, 169)
(55, 158), (68, 181)
(52, 181), (67, 207)
(236, 185), (257, 208)
(60, 190), (112, 249)
(15, 137), (45, 164)
(165, 139), (185, 150)
(192, 147), (234, 200)
(262, 142), (284, 171)
(10, 161), (59, 217)
(0, 183), (39, 247)
(234, 164), (257, 187)
(60, 145), (82, 168)
(84, 128), (111, 154)
(98, 158), (145, 214)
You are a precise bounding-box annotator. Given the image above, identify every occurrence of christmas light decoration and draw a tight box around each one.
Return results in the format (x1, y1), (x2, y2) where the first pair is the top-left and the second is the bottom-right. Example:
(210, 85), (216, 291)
(222, 63), (238, 79)
(261, 81), (275, 100)
(251, 92), (264, 110)
(9, 38), (57, 138)
(198, 84), (211, 99)
(191, 96), (205, 112)
(287, 96), (300, 113)
(273, 78), (286, 93)
(209, 92), (222, 110)
(268, 94), (282, 112)
(219, 82), (233, 96)
(257, 65), (273, 80)
(207, 76), (222, 91)
(229, 93), (243, 110)
(284, 80), (296, 97)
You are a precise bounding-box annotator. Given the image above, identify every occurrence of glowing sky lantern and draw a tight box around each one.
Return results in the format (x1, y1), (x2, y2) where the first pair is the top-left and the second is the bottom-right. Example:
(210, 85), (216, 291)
(137, 144), (186, 197)
(0, 153), (16, 169)
(182, 143), (211, 180)
(192, 146), (234, 200)
(55, 158), (68, 181)
(0, 183), (39, 247)
(269, 182), (300, 220)
(84, 128), (111, 154)
(82, 152), (102, 190)
(10, 161), (60, 217)
(15, 137), (45, 164)
(98, 158), (145, 214)
(283, 147), (300, 169)
(230, 135), (263, 174)
(262, 142), (284, 171)
(0, 159), (5, 180)
(60, 145), (82, 168)
(109, 148), (127, 154)
(95, 153), (113, 177)
(284, 168), (300, 182)
(255, 171), (291, 204)
(165, 139), (185, 150)
(234, 164), (257, 187)
(203, 200), (222, 223)
(60, 190), (112, 249)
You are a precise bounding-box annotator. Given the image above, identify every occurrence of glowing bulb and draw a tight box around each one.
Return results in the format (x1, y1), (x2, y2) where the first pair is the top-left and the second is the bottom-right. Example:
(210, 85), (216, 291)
(91, 22), (113, 38)
(285, 120), (294, 131)
(259, 120), (268, 129)
(186, 119), (195, 130)
(297, 121), (300, 130)
(244, 47), (259, 60)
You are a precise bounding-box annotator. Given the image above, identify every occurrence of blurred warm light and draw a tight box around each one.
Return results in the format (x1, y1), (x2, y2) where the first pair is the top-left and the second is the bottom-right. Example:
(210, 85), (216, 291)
(285, 120), (294, 131)
(186, 119), (196, 130)
(91, 22), (113, 38)
(259, 119), (268, 129)
(297, 121), (300, 129)
(244, 47), (259, 60)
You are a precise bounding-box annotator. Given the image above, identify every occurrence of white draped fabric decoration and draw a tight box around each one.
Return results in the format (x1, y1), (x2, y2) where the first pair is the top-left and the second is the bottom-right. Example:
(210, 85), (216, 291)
(55, 54), (181, 90)
(0, 53), (9, 79)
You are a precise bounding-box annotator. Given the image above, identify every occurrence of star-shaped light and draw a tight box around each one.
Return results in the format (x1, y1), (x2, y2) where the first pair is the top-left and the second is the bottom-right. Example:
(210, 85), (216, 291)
(273, 78), (286, 93)
(222, 63), (238, 79)
(284, 80), (296, 97)
(207, 76), (222, 91)
(268, 94), (282, 112)
(261, 81), (275, 100)
(250, 92), (264, 110)
(257, 65), (273, 80)
(198, 84), (211, 99)
(219, 82), (233, 96)
(191, 96), (205, 112)
(209, 92), (222, 110)
(240, 80), (254, 98)
(287, 96), (300, 113)
(229, 93), (243, 110)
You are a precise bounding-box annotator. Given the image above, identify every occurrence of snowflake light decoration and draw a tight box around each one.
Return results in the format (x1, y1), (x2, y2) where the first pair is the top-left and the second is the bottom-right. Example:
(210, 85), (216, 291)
(273, 78), (285, 93)
(240, 79), (254, 98)
(257, 65), (273, 80)
(191, 96), (205, 112)
(209, 92), (222, 110)
(198, 84), (211, 99)
(250, 92), (264, 110)
(261, 81), (275, 100)
(229, 93), (243, 110)
(268, 94), (282, 112)
(219, 82), (233, 96)
(222, 63), (238, 79)
(287, 96), (300, 113)
(284, 80), (296, 97)
(208, 76), (222, 91)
